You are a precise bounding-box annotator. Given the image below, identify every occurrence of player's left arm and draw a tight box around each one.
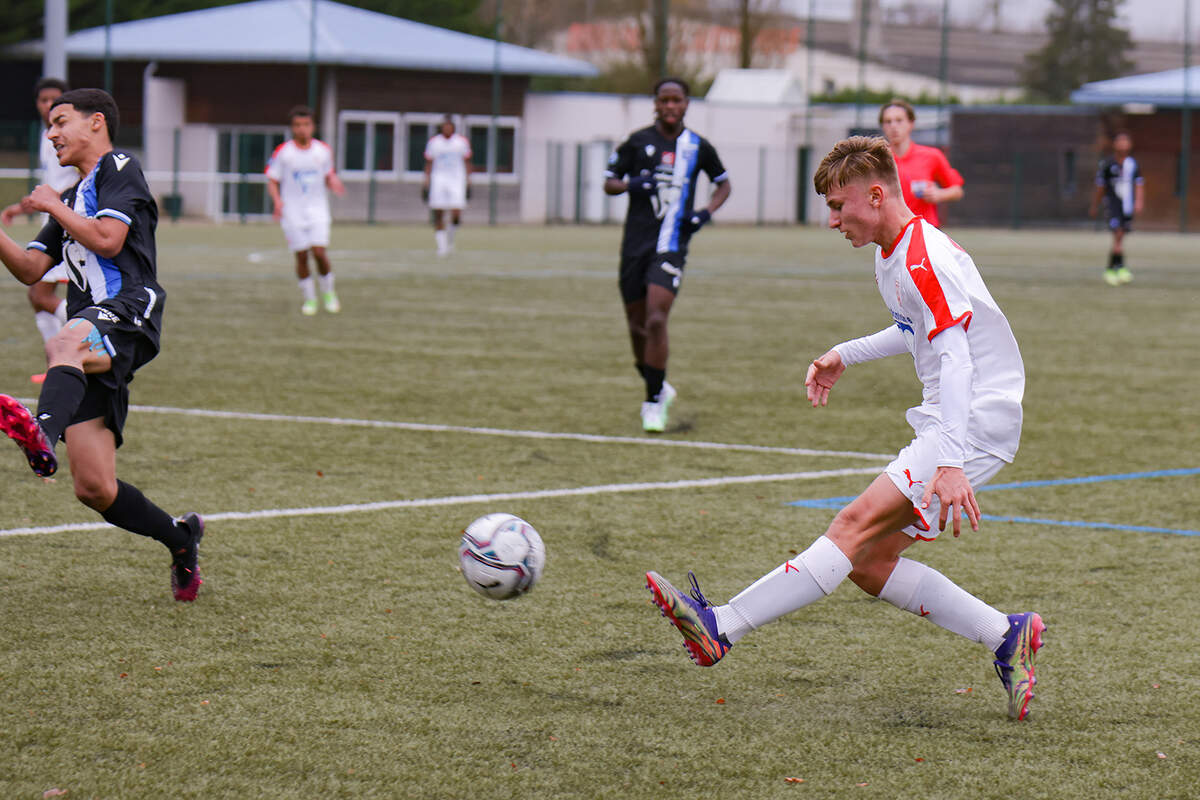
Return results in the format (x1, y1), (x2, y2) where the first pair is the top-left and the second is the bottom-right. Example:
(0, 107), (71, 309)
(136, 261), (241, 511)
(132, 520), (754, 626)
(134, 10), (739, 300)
(26, 183), (128, 259)
(700, 141), (731, 215)
(1133, 164), (1145, 215)
(323, 146), (345, 197)
(928, 150), (964, 205)
(918, 322), (979, 536)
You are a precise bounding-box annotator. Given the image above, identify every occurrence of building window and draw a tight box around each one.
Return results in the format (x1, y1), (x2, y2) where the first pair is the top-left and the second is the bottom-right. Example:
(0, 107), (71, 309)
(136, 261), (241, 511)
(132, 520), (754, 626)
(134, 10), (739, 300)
(217, 126), (286, 218)
(464, 115), (519, 176)
(337, 111), (400, 176)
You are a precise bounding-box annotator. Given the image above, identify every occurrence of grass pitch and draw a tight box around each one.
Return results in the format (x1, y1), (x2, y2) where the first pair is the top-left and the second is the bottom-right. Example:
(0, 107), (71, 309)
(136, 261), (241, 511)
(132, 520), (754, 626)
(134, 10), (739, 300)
(0, 220), (1198, 799)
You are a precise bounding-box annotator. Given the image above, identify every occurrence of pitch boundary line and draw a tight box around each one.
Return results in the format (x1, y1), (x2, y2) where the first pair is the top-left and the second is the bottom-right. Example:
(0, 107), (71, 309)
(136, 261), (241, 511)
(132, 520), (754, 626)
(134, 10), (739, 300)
(0, 466), (883, 539)
(79, 402), (895, 461)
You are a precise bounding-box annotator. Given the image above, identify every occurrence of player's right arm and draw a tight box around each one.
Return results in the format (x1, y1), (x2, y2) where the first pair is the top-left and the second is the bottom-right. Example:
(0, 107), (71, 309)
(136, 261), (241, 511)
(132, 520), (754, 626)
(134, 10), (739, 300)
(806, 324), (909, 407)
(0, 225), (54, 284)
(268, 178), (283, 221)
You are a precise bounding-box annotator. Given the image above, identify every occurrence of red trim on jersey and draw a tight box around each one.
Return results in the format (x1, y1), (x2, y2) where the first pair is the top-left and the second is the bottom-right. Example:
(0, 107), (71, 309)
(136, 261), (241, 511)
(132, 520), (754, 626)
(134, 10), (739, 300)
(881, 216), (921, 260)
(905, 221), (972, 341)
(265, 141), (288, 175)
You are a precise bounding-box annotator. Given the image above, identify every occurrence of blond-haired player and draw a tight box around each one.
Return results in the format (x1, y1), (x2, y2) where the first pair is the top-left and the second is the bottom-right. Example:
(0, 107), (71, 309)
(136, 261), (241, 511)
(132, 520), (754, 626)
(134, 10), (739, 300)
(645, 136), (1045, 721)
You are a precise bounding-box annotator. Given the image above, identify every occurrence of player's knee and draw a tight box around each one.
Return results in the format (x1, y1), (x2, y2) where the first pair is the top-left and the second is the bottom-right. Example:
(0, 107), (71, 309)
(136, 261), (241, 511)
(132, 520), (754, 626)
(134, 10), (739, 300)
(644, 309), (669, 337)
(74, 475), (117, 511)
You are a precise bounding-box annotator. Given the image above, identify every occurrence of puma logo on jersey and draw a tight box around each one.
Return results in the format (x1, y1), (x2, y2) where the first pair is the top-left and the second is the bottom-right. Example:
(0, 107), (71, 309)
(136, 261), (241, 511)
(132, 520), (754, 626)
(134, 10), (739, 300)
(909, 256), (929, 272)
(113, 153), (130, 171)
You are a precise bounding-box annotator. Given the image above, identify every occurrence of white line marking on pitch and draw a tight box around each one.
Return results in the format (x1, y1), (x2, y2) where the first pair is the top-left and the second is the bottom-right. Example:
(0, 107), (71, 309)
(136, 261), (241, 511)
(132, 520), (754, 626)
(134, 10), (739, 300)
(120, 403), (895, 460)
(0, 466), (882, 538)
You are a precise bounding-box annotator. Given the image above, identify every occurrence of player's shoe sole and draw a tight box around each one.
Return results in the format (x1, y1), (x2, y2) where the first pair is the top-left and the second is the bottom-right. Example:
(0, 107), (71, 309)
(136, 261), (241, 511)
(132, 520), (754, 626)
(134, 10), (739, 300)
(301, 299), (318, 316)
(0, 394), (57, 477)
(645, 570), (730, 667)
(993, 612), (1045, 720)
(171, 512), (205, 602)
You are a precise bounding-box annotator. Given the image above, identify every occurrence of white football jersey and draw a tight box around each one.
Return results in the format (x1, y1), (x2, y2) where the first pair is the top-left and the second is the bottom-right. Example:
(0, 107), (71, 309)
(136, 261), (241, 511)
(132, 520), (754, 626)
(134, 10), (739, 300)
(40, 130), (79, 192)
(875, 218), (1025, 462)
(265, 139), (335, 225)
(425, 133), (471, 186)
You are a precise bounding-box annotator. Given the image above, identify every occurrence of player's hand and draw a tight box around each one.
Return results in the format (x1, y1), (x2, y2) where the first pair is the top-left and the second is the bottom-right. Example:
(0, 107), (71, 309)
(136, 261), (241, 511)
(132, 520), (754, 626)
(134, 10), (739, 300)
(1, 202), (20, 226)
(685, 209), (711, 233)
(804, 349), (845, 407)
(26, 184), (62, 214)
(920, 466), (980, 538)
(626, 174), (656, 197)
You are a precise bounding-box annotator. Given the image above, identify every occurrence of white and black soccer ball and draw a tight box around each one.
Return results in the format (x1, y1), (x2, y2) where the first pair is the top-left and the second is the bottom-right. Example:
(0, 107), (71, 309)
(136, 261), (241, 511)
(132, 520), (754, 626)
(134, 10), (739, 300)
(458, 513), (545, 601)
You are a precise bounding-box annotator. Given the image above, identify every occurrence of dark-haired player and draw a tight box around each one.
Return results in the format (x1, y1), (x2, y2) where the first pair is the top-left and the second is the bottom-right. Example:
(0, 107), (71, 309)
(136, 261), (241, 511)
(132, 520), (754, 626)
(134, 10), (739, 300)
(2, 77), (79, 384)
(1089, 131), (1143, 286)
(646, 136), (1044, 721)
(604, 78), (731, 432)
(423, 115), (472, 257)
(0, 88), (204, 602)
(267, 106), (345, 314)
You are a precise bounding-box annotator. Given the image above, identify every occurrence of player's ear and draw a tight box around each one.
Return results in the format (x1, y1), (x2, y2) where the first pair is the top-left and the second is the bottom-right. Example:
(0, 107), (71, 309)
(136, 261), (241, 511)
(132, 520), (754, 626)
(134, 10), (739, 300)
(869, 183), (884, 207)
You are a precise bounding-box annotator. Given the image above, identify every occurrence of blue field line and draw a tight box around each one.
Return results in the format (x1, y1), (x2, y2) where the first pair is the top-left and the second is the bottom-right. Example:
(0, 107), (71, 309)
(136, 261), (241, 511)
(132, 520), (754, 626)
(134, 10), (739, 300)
(787, 467), (1200, 537)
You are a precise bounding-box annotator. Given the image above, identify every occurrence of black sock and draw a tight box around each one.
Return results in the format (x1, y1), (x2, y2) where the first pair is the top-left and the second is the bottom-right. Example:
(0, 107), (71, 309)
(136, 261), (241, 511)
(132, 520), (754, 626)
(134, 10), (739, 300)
(1113, 253), (1124, 269)
(36, 365), (87, 445)
(643, 366), (665, 402)
(1107, 252), (1117, 269)
(101, 480), (188, 550)
(635, 362), (649, 380)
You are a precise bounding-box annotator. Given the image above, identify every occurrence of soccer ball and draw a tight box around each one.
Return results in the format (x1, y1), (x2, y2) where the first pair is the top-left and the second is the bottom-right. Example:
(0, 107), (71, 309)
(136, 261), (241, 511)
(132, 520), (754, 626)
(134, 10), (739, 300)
(458, 513), (546, 600)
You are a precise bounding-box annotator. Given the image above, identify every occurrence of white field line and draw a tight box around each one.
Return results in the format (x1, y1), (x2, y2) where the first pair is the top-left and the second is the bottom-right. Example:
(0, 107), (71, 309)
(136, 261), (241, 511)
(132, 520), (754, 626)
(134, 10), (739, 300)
(116, 403), (896, 461)
(0, 466), (882, 538)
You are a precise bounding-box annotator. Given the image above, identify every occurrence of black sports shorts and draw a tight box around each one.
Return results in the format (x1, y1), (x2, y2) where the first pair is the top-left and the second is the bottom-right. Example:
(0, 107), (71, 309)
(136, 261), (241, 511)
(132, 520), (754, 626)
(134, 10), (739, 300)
(619, 250), (685, 304)
(66, 304), (160, 448)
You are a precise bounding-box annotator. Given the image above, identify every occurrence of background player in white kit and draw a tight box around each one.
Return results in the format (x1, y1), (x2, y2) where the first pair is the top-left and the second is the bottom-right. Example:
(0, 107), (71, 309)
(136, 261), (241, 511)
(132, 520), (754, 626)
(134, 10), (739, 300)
(645, 136), (1046, 721)
(2, 78), (80, 384)
(422, 116), (472, 257)
(267, 106), (345, 315)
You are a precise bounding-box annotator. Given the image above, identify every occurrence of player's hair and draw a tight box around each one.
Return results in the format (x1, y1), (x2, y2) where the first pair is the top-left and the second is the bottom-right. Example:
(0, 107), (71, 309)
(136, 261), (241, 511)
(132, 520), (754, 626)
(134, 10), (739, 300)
(50, 88), (119, 143)
(288, 105), (314, 123)
(653, 77), (690, 98)
(1111, 129), (1132, 143)
(878, 97), (916, 124)
(35, 77), (69, 96)
(813, 136), (901, 196)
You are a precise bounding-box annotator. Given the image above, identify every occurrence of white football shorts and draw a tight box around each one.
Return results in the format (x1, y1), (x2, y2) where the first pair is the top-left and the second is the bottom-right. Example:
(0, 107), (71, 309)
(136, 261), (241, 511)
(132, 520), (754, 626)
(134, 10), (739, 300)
(281, 217), (331, 253)
(885, 425), (1008, 540)
(428, 175), (467, 210)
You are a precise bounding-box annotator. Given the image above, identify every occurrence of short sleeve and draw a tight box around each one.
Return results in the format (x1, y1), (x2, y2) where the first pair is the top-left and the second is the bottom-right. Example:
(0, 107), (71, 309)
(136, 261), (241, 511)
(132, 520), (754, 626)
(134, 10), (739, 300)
(931, 149), (963, 189)
(94, 154), (151, 227)
(604, 138), (636, 180)
(903, 222), (972, 341)
(28, 214), (65, 266)
(699, 139), (729, 184)
(265, 143), (286, 180)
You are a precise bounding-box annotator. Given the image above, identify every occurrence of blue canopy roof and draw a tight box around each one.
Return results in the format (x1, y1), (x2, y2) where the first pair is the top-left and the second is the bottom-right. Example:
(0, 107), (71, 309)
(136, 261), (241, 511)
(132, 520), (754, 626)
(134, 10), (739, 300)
(6, 0), (597, 78)
(1071, 65), (1200, 107)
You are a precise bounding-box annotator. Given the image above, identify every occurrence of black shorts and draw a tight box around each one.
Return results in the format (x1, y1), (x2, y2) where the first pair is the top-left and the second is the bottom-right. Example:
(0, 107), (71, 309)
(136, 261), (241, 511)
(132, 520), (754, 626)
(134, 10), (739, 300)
(66, 304), (161, 448)
(619, 251), (685, 304)
(1105, 201), (1132, 232)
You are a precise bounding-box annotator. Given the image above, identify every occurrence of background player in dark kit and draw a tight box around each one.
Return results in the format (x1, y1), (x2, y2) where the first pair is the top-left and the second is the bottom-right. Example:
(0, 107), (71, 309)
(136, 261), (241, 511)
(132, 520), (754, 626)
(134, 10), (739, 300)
(603, 78), (731, 433)
(0, 89), (204, 602)
(1089, 131), (1144, 286)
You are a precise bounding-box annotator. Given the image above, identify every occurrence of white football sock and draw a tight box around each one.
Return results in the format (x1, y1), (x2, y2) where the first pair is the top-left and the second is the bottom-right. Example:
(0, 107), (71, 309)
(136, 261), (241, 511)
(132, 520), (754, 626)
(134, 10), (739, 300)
(298, 277), (317, 302)
(714, 535), (852, 644)
(35, 309), (63, 342)
(878, 557), (1010, 652)
(435, 229), (449, 254)
(318, 272), (335, 295)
